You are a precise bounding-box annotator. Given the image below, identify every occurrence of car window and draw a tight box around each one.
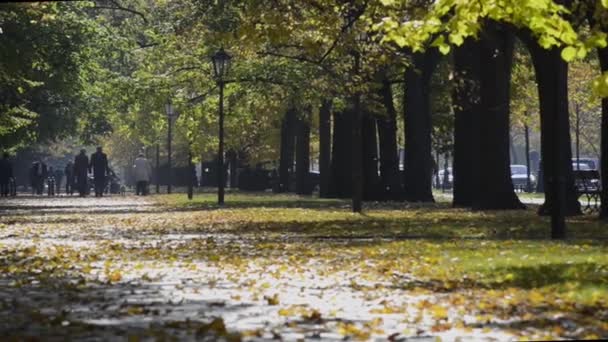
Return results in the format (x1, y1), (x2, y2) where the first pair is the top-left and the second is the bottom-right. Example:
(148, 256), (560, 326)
(573, 163), (591, 170)
(510, 166), (527, 175)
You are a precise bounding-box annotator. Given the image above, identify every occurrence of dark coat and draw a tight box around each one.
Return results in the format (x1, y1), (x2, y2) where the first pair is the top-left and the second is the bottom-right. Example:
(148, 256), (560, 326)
(74, 154), (89, 176)
(89, 151), (109, 178)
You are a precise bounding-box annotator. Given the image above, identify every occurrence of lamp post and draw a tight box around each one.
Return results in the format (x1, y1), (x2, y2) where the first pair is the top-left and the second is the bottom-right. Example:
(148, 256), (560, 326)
(211, 48), (232, 205)
(165, 99), (179, 194)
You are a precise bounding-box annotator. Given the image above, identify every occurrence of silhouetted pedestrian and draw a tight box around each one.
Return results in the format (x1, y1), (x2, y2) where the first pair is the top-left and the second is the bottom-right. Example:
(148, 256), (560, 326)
(65, 161), (75, 195)
(74, 150), (89, 197)
(133, 153), (152, 196)
(89, 147), (109, 197)
(0, 152), (12, 197)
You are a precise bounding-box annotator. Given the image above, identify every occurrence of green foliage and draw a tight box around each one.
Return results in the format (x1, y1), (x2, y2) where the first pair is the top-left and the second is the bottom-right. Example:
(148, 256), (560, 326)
(0, 2), (108, 149)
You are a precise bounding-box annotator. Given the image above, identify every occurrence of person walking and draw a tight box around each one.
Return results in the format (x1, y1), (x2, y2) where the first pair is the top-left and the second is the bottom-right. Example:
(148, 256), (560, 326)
(0, 152), (13, 197)
(89, 147), (109, 197)
(74, 150), (89, 197)
(64, 161), (75, 195)
(133, 153), (152, 196)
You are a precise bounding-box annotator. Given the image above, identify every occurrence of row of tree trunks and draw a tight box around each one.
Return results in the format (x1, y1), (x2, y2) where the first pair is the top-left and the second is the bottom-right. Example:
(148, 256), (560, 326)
(278, 106), (312, 195)
(403, 50), (439, 202)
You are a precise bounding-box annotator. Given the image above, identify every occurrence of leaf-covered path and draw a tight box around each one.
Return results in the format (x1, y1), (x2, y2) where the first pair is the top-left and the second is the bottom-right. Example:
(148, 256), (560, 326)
(0, 194), (607, 341)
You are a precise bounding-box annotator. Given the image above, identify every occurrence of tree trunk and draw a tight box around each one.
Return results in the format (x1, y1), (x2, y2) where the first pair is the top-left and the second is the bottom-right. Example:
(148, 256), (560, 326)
(278, 108), (296, 193)
(403, 50), (439, 202)
(474, 23), (524, 210)
(362, 110), (379, 200)
(319, 99), (332, 198)
(523, 36), (581, 216)
(596, 48), (608, 219)
(329, 109), (352, 198)
(227, 149), (238, 188)
(377, 76), (403, 200)
(452, 39), (482, 207)
(296, 109), (312, 195)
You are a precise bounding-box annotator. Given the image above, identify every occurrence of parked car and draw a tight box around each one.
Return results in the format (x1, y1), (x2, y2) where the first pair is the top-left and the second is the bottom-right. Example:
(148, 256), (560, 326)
(572, 162), (592, 171)
(510, 165), (536, 191)
(571, 158), (598, 170)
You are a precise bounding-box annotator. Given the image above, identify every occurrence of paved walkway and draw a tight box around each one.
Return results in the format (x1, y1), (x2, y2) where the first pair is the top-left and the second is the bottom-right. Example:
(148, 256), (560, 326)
(0, 195), (544, 340)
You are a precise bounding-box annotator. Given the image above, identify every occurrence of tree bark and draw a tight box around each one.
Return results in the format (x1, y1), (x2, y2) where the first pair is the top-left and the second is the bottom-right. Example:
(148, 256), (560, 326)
(319, 99), (332, 198)
(403, 50), (439, 202)
(587, 9), (608, 219)
(227, 149), (238, 188)
(474, 23), (525, 210)
(329, 109), (352, 198)
(278, 107), (296, 193)
(452, 39), (482, 207)
(296, 109), (311, 195)
(362, 110), (379, 200)
(522, 34), (581, 216)
(599, 49), (608, 219)
(377, 76), (403, 200)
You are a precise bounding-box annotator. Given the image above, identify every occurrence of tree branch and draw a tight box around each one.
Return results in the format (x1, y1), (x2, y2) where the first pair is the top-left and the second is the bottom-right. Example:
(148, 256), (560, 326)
(91, 0), (147, 23)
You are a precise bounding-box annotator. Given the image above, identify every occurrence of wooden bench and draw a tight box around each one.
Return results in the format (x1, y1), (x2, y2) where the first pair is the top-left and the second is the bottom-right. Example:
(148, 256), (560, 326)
(573, 170), (601, 213)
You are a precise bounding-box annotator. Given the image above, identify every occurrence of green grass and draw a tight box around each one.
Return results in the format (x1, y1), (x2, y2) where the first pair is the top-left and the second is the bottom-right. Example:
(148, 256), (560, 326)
(152, 192), (608, 309)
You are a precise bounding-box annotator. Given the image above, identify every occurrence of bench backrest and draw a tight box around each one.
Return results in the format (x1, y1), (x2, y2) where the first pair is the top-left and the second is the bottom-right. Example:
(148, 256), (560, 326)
(573, 170), (601, 192)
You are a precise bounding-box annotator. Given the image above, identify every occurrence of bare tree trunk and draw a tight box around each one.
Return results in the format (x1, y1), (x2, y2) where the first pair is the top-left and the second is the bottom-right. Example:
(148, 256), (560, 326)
(474, 24), (524, 210)
(403, 50), (439, 202)
(278, 108), (296, 193)
(296, 109), (311, 195)
(329, 110), (352, 198)
(362, 111), (379, 200)
(319, 100), (332, 198)
(452, 39), (482, 207)
(522, 34), (581, 216)
(377, 75), (403, 200)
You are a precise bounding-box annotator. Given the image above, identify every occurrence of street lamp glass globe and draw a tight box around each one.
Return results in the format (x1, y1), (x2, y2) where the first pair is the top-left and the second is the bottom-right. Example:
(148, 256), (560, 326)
(165, 99), (174, 118)
(211, 48), (232, 80)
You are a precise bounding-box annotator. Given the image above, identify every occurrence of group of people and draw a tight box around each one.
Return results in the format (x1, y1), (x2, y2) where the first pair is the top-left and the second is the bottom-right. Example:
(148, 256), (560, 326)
(27, 147), (111, 197)
(2, 147), (154, 198)
(70, 147), (111, 197)
(0, 152), (14, 197)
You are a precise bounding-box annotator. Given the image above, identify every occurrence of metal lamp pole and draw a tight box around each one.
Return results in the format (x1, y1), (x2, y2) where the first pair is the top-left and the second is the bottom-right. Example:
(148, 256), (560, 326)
(211, 48), (232, 205)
